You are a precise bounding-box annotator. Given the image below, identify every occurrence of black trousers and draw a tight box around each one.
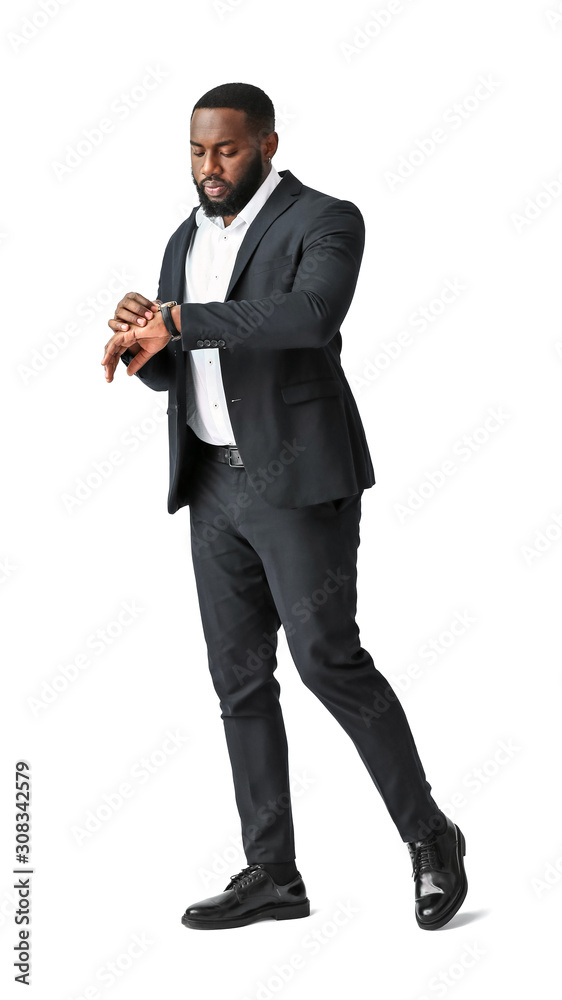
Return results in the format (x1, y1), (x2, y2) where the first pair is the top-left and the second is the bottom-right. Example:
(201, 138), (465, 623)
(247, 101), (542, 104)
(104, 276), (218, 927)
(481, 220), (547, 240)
(188, 446), (447, 863)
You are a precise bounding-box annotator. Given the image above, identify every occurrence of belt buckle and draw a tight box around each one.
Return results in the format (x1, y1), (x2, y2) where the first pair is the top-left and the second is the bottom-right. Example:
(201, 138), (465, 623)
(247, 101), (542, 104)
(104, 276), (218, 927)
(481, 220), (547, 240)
(227, 446), (242, 467)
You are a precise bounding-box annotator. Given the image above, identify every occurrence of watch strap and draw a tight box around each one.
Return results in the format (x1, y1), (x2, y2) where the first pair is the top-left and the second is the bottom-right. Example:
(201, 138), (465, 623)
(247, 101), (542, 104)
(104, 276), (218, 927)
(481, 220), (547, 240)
(160, 301), (181, 341)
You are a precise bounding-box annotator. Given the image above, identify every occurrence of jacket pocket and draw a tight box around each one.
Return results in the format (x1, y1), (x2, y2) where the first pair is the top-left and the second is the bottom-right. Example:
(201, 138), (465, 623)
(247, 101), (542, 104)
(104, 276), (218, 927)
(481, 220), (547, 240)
(252, 253), (294, 275)
(281, 378), (343, 404)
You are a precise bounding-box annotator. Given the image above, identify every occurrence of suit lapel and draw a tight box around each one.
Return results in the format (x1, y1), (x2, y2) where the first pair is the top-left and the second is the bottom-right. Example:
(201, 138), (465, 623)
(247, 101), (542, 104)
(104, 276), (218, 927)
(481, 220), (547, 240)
(171, 169), (301, 407)
(223, 169), (301, 300)
(173, 169), (301, 304)
(172, 214), (196, 304)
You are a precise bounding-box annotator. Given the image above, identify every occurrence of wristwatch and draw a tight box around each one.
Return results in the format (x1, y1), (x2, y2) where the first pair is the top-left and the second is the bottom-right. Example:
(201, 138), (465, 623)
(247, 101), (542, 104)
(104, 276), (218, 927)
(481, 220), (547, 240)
(158, 300), (181, 341)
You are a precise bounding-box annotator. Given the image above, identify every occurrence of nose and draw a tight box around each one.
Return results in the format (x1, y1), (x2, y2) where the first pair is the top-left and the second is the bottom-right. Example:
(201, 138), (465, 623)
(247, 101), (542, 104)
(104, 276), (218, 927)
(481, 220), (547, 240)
(200, 151), (223, 181)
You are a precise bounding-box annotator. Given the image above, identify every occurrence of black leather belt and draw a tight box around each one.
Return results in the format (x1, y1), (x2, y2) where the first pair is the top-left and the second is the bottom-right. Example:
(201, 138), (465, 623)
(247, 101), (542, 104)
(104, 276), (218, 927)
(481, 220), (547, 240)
(201, 442), (245, 467)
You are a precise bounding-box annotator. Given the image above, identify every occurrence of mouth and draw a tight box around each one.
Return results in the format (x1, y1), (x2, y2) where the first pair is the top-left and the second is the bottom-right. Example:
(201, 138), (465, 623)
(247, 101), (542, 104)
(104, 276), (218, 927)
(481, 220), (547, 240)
(204, 182), (227, 196)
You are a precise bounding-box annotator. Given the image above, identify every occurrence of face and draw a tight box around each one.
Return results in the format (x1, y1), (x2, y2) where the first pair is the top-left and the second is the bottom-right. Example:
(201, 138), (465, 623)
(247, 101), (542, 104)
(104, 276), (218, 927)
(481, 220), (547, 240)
(190, 107), (277, 222)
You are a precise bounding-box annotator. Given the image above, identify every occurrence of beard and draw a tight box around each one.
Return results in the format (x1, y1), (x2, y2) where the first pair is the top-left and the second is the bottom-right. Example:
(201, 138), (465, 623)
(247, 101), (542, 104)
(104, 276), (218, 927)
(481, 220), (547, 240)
(192, 149), (267, 219)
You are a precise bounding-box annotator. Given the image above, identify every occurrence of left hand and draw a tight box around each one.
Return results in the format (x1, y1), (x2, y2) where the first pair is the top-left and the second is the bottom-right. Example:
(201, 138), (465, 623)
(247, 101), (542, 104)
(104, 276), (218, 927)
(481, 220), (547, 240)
(101, 310), (170, 382)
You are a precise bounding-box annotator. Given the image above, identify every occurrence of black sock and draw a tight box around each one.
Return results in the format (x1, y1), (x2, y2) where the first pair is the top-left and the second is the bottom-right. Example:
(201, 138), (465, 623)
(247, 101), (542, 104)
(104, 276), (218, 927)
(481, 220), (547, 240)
(260, 861), (299, 884)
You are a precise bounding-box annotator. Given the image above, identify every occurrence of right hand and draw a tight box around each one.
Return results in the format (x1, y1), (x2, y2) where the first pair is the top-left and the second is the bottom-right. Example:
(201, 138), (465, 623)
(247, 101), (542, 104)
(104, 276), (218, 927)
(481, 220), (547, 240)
(108, 292), (161, 354)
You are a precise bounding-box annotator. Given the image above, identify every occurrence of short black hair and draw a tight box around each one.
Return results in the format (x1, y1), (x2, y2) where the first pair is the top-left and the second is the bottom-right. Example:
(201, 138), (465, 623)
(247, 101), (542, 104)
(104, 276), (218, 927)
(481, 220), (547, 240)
(191, 82), (275, 143)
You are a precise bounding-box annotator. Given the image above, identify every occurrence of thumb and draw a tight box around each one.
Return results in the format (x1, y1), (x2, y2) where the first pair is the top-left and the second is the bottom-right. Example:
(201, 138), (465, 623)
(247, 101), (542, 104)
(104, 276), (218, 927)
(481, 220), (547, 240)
(127, 348), (150, 375)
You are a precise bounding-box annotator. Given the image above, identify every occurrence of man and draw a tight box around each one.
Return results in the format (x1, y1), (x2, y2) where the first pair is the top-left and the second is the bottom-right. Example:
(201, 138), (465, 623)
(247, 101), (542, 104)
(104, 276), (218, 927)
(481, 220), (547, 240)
(102, 82), (467, 931)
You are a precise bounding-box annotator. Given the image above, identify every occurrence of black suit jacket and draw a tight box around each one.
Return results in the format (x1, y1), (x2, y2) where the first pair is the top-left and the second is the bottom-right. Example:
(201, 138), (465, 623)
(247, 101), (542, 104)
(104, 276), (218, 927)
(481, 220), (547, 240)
(120, 168), (375, 513)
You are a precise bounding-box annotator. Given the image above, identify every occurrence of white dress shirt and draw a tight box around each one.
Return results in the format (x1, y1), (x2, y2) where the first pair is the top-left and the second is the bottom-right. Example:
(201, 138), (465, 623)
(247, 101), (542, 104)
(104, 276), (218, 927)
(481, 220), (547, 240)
(184, 162), (283, 445)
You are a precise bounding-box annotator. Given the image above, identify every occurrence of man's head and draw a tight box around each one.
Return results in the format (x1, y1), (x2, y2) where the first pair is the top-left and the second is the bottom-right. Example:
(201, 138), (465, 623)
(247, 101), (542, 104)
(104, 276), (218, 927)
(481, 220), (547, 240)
(190, 82), (278, 221)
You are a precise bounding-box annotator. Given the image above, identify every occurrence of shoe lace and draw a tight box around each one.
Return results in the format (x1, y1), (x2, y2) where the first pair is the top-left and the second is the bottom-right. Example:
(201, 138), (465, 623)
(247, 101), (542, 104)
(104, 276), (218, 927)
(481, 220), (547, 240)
(225, 864), (265, 890)
(408, 838), (442, 881)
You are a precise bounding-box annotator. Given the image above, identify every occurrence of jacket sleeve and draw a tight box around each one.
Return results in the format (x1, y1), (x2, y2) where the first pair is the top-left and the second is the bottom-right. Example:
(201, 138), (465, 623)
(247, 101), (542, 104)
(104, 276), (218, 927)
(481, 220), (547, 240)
(119, 343), (174, 391)
(177, 200), (365, 352)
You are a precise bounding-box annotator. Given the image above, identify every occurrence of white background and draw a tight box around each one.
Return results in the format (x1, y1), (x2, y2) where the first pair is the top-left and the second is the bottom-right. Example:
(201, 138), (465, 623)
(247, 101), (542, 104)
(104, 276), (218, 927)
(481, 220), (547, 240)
(2, 0), (561, 997)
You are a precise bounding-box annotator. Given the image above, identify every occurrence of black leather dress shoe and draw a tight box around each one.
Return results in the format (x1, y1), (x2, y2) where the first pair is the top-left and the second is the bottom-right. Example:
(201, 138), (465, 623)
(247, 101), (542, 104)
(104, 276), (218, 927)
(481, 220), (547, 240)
(181, 863), (311, 929)
(408, 816), (468, 929)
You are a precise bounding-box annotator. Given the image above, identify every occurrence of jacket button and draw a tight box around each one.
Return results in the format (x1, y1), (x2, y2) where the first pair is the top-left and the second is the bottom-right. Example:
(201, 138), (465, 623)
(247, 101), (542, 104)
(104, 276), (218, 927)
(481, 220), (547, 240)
(210, 340), (217, 347)
(196, 340), (204, 347)
(218, 340), (225, 347)
(204, 339), (211, 347)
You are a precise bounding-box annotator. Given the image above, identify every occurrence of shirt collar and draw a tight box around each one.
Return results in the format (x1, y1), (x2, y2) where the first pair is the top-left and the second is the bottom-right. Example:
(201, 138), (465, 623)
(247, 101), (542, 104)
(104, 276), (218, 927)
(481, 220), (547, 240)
(195, 162), (282, 230)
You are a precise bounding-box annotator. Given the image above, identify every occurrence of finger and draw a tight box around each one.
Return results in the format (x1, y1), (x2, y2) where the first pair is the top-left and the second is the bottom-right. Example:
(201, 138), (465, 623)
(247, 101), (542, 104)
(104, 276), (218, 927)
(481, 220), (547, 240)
(102, 332), (125, 356)
(104, 344), (128, 375)
(103, 357), (119, 382)
(125, 347), (151, 376)
(115, 307), (152, 326)
(127, 292), (157, 309)
(108, 319), (130, 332)
(101, 332), (133, 364)
(120, 293), (158, 320)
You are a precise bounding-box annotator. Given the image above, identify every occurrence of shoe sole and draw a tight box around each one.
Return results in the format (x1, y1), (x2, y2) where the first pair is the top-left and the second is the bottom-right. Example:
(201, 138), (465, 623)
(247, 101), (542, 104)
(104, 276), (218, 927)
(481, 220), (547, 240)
(181, 898), (311, 929)
(416, 825), (468, 931)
